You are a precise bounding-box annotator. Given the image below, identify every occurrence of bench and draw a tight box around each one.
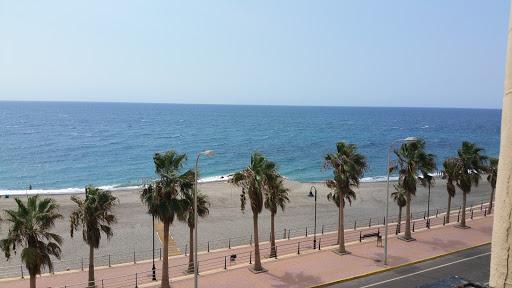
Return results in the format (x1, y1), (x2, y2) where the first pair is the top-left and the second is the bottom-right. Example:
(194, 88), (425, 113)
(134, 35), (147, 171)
(359, 230), (382, 247)
(230, 254), (237, 262)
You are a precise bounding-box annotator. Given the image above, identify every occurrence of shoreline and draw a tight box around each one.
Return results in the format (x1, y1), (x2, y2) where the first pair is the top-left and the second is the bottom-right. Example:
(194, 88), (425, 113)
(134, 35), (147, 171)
(0, 178), (494, 268)
(0, 174), (410, 196)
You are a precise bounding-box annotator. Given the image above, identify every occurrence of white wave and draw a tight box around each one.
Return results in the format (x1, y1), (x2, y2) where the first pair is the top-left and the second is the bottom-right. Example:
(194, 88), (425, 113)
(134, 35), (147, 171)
(360, 176), (399, 183)
(362, 171), (442, 183)
(198, 174), (232, 183)
(107, 185), (141, 191)
(0, 172), (444, 196)
(0, 187), (86, 196)
(0, 185), (145, 196)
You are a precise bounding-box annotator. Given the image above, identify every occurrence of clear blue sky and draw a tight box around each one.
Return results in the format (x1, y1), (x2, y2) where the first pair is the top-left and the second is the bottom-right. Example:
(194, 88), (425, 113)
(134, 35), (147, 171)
(0, 0), (508, 108)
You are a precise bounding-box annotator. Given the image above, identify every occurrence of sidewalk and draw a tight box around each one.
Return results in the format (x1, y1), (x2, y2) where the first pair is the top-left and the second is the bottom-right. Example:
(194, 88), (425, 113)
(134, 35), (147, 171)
(0, 205), (491, 288)
(170, 216), (493, 288)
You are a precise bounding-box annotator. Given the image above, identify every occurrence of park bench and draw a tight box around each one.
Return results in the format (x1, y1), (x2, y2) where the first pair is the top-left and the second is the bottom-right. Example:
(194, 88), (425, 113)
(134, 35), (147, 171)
(229, 254), (237, 263)
(359, 230), (382, 247)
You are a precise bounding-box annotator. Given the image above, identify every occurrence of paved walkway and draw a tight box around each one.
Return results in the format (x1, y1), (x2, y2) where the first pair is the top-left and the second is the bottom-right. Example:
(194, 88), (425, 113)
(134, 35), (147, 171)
(0, 205), (491, 288)
(170, 216), (493, 288)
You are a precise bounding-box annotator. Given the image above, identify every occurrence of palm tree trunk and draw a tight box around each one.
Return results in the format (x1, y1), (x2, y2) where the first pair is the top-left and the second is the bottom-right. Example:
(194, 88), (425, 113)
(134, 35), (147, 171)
(461, 191), (467, 227)
(446, 194), (452, 224)
(404, 192), (412, 239)
(338, 201), (346, 254)
(336, 203), (340, 245)
(397, 206), (402, 234)
(270, 212), (276, 258)
(252, 212), (263, 271)
(29, 273), (36, 288)
(161, 219), (171, 288)
(187, 225), (194, 273)
(88, 243), (95, 288)
(489, 187), (495, 214)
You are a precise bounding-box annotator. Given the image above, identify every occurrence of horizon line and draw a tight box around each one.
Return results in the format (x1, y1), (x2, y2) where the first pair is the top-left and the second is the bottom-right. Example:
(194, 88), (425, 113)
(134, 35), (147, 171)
(0, 99), (502, 111)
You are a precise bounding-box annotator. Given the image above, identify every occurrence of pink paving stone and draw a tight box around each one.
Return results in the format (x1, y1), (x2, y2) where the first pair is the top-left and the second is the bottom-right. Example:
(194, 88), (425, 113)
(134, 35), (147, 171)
(0, 213), (492, 288)
(170, 216), (492, 288)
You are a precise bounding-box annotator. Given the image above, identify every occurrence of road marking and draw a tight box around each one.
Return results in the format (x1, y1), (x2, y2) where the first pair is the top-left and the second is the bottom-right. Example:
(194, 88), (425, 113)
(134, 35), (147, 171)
(359, 252), (491, 288)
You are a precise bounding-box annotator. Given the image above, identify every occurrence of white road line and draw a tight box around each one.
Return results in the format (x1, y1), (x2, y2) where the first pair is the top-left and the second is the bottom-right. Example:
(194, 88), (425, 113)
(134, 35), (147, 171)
(359, 252), (491, 288)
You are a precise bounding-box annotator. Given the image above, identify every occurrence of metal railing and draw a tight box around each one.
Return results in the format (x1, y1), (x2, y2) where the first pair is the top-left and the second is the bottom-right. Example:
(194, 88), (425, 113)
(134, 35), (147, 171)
(0, 196), (492, 281)
(53, 200), (493, 288)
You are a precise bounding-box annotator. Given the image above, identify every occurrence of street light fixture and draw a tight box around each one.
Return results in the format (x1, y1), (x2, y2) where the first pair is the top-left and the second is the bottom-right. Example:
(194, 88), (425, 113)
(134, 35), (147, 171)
(310, 186), (318, 249)
(384, 137), (417, 265)
(194, 150), (215, 288)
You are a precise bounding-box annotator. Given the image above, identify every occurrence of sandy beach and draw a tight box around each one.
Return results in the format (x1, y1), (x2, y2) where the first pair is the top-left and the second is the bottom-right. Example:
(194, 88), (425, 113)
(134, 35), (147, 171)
(0, 179), (493, 269)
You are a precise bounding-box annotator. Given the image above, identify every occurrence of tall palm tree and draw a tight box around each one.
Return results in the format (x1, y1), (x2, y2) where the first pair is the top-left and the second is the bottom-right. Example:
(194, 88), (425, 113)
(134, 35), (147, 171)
(487, 157), (498, 214)
(324, 141), (367, 254)
(456, 141), (488, 228)
(178, 187), (210, 273)
(264, 175), (289, 258)
(70, 186), (118, 288)
(0, 196), (63, 288)
(230, 152), (276, 272)
(391, 184), (407, 234)
(140, 151), (194, 288)
(393, 139), (435, 241)
(442, 158), (460, 224)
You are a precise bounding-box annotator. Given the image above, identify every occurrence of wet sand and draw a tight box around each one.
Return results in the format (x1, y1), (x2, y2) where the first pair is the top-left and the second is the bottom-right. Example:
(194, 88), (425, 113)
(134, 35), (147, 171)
(0, 179), (493, 267)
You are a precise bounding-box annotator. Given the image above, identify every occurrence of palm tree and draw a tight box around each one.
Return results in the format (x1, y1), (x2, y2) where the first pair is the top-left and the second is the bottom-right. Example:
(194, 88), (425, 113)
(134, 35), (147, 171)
(230, 152), (276, 272)
(140, 151), (194, 288)
(178, 187), (210, 273)
(0, 196), (63, 288)
(324, 141), (367, 254)
(442, 158), (460, 224)
(70, 186), (118, 288)
(264, 174), (289, 258)
(487, 157), (498, 214)
(393, 139), (435, 241)
(456, 141), (488, 228)
(391, 184), (407, 234)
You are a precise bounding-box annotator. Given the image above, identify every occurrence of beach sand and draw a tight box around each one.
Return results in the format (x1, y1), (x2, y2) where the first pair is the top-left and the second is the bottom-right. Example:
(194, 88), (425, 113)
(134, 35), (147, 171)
(0, 179), (493, 268)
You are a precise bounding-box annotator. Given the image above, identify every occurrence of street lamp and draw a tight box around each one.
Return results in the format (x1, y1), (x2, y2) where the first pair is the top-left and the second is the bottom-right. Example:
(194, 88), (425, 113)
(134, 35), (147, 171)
(194, 150), (215, 288)
(152, 215), (156, 281)
(310, 186), (318, 249)
(384, 137), (417, 265)
(419, 173), (434, 229)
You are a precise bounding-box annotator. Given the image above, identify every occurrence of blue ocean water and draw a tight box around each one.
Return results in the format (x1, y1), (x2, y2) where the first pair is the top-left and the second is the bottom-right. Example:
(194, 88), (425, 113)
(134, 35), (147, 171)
(0, 102), (501, 192)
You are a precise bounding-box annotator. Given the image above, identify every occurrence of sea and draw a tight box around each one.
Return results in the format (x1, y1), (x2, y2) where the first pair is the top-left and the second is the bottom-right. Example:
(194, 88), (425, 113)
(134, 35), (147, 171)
(0, 101), (501, 195)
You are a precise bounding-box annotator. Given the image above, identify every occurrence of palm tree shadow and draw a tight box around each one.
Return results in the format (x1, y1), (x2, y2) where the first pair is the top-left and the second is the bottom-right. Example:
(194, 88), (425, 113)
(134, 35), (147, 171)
(350, 251), (410, 266)
(419, 237), (465, 251)
(474, 225), (492, 234)
(267, 271), (322, 288)
(349, 252), (382, 262)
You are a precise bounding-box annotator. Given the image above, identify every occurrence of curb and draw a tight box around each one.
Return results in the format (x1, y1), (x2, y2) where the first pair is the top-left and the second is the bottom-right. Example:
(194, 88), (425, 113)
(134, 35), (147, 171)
(309, 241), (491, 288)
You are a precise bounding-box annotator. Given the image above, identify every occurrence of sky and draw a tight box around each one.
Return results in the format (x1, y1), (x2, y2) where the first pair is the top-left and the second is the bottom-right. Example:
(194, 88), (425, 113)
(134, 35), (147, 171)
(0, 1), (509, 108)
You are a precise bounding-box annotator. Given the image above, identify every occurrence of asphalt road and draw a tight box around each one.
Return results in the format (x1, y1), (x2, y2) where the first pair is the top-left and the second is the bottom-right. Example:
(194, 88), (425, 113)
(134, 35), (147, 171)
(329, 243), (491, 288)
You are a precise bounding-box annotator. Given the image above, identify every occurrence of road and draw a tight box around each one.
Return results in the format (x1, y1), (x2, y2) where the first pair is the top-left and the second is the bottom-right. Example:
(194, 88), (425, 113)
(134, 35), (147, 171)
(329, 244), (491, 288)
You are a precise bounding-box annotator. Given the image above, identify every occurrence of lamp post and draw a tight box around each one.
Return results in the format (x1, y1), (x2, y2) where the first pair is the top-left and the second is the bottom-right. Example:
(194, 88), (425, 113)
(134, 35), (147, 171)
(384, 137), (417, 265)
(152, 215), (156, 280)
(425, 174), (433, 228)
(310, 186), (318, 249)
(194, 150), (215, 288)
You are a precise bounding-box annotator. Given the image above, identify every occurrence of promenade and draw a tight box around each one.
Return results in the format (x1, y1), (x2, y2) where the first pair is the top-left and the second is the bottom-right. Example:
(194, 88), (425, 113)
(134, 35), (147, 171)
(171, 216), (492, 288)
(0, 206), (492, 288)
